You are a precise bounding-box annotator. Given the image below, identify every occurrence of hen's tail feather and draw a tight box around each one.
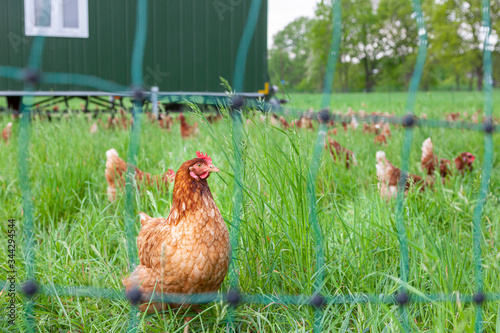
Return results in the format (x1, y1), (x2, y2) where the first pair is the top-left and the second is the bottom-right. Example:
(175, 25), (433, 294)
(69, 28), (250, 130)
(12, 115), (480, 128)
(421, 137), (440, 176)
(105, 150), (128, 175)
(421, 138), (433, 160)
(105, 148), (128, 201)
(139, 212), (152, 227)
(421, 137), (434, 165)
(375, 151), (390, 181)
(375, 151), (398, 199)
(106, 148), (119, 158)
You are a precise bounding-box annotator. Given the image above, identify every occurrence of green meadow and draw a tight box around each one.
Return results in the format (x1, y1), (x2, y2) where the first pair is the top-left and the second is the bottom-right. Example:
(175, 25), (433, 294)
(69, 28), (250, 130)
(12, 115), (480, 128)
(0, 91), (499, 332)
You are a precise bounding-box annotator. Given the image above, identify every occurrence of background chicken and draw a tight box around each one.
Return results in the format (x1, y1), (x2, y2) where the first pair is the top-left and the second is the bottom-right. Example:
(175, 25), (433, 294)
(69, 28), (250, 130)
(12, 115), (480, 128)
(159, 114), (173, 130)
(328, 128), (338, 136)
(363, 123), (380, 134)
(106, 115), (118, 129)
(374, 133), (387, 145)
(279, 116), (290, 129)
(445, 112), (461, 121)
(2, 122), (13, 144)
(270, 114), (280, 126)
(122, 152), (229, 330)
(325, 137), (357, 169)
(179, 113), (198, 138)
(381, 123), (392, 138)
(421, 138), (475, 177)
(349, 116), (359, 131)
(105, 149), (175, 201)
(119, 109), (129, 130)
(206, 114), (222, 124)
(376, 151), (427, 200)
(454, 152), (476, 174)
(89, 122), (98, 133)
(292, 116), (314, 130)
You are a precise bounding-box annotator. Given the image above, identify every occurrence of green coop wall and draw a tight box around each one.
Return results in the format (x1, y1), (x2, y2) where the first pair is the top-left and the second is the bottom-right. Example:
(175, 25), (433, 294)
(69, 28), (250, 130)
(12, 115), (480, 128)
(0, 0), (268, 93)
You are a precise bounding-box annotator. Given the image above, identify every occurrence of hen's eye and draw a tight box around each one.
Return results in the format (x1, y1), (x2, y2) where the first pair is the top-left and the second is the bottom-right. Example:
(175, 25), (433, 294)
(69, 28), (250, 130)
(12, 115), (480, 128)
(197, 164), (202, 167)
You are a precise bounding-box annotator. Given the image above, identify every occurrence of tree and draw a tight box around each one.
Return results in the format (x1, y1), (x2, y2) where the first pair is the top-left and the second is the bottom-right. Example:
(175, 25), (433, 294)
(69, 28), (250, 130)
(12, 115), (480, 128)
(430, 0), (500, 90)
(343, 0), (385, 92)
(272, 0), (500, 92)
(307, 1), (335, 91)
(268, 17), (314, 91)
(307, 0), (417, 92)
(309, 0), (378, 92)
(375, 0), (419, 90)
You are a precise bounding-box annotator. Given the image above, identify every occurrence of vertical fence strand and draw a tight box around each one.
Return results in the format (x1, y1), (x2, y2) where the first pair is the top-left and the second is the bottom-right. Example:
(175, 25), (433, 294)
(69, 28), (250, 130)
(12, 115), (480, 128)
(320, 0), (342, 109)
(19, 33), (48, 333)
(310, 1), (342, 331)
(228, 0), (263, 330)
(472, 0), (494, 331)
(395, 0), (428, 330)
(124, 0), (149, 331)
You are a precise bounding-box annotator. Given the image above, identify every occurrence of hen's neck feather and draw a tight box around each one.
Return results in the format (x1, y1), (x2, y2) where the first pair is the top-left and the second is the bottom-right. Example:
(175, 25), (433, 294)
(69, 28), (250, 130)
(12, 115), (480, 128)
(168, 158), (215, 225)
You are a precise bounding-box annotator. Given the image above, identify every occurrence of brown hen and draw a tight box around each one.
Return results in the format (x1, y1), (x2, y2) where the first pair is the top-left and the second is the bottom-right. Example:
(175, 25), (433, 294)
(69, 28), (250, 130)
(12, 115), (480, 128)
(89, 122), (98, 133)
(454, 152), (476, 174)
(179, 113), (198, 139)
(159, 114), (173, 130)
(2, 122), (13, 144)
(122, 151), (230, 319)
(292, 116), (314, 130)
(421, 138), (475, 178)
(376, 151), (428, 200)
(206, 114), (222, 124)
(279, 116), (290, 129)
(325, 137), (357, 169)
(105, 149), (175, 202)
(374, 133), (387, 145)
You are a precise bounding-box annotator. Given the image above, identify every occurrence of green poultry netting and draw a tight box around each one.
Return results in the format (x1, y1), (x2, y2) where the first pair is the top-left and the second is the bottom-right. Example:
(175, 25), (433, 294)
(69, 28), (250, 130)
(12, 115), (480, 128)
(0, 0), (497, 332)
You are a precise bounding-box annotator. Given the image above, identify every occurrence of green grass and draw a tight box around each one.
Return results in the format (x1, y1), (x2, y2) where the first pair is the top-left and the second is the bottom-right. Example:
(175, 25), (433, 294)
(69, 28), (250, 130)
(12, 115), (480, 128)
(286, 90), (496, 115)
(0, 91), (499, 332)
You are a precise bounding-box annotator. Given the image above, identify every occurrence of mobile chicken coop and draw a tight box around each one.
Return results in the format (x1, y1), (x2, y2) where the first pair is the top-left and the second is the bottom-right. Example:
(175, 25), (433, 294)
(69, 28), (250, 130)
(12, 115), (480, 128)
(0, 0), (270, 111)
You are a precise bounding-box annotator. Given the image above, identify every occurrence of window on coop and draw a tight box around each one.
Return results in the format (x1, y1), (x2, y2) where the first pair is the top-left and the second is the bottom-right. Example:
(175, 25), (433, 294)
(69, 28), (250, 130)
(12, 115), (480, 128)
(24, 0), (89, 38)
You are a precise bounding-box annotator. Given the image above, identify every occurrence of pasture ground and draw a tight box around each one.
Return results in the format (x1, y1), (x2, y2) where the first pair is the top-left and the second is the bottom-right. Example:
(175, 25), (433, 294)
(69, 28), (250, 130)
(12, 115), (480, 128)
(0, 91), (499, 332)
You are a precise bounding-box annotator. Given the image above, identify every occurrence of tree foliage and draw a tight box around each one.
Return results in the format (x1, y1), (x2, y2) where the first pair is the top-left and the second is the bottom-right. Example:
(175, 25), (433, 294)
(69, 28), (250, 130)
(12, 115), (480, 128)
(268, 0), (500, 92)
(268, 17), (314, 90)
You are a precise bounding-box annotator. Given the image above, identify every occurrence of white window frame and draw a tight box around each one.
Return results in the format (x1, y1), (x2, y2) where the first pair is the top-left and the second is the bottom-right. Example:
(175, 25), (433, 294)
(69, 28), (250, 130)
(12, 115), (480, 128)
(24, 0), (89, 38)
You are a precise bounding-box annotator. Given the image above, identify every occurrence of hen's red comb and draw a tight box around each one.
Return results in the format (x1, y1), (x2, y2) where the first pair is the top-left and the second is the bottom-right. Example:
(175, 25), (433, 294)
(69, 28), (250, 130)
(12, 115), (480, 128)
(196, 151), (212, 164)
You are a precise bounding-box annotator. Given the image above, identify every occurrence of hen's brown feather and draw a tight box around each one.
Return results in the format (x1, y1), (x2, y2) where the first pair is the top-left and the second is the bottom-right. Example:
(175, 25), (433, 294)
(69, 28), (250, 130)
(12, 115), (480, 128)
(279, 116), (290, 129)
(454, 152), (475, 173)
(376, 151), (427, 200)
(421, 138), (475, 178)
(105, 149), (174, 202)
(325, 137), (357, 169)
(421, 138), (452, 178)
(122, 157), (230, 313)
(179, 113), (198, 139)
(374, 133), (387, 145)
(2, 122), (13, 144)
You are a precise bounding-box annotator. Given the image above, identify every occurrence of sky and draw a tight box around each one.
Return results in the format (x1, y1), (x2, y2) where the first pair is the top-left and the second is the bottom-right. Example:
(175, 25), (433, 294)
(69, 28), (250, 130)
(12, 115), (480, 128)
(267, 0), (318, 47)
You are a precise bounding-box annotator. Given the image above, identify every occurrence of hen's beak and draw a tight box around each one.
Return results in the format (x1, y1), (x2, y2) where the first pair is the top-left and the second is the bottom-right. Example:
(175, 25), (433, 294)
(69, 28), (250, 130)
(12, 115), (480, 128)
(208, 164), (220, 173)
